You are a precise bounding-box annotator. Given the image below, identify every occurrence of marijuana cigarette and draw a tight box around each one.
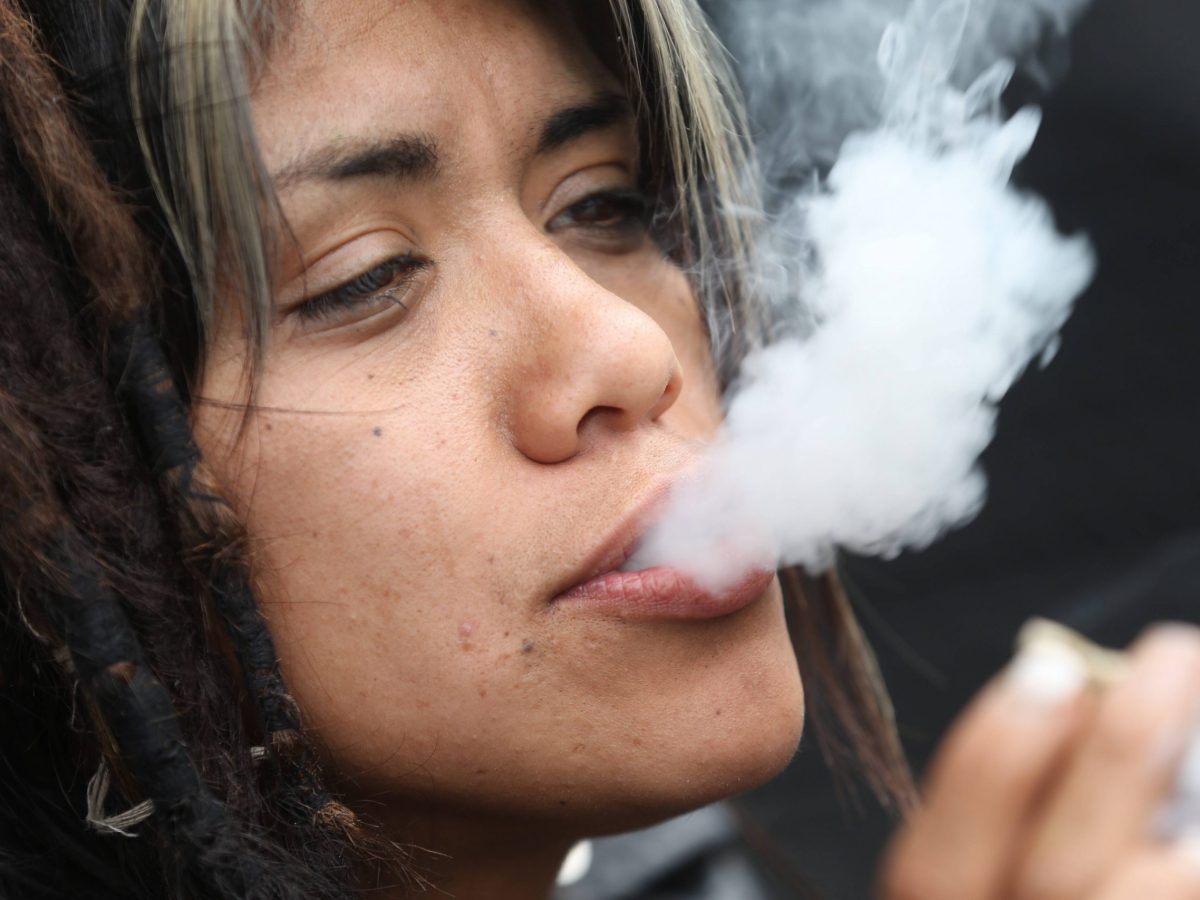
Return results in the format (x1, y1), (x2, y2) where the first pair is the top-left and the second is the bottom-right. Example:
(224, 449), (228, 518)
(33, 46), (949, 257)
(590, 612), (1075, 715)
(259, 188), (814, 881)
(1015, 618), (1128, 687)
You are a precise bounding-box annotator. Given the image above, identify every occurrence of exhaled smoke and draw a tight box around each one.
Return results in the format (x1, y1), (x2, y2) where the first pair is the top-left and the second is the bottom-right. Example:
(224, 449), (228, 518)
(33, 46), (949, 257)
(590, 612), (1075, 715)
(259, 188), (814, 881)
(708, 0), (1093, 175)
(627, 0), (1096, 590)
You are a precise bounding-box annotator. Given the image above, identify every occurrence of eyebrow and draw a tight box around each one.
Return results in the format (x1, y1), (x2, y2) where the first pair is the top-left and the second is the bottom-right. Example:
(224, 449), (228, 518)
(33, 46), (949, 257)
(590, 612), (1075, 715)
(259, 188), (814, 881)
(272, 134), (439, 191)
(535, 90), (633, 155)
(271, 91), (633, 192)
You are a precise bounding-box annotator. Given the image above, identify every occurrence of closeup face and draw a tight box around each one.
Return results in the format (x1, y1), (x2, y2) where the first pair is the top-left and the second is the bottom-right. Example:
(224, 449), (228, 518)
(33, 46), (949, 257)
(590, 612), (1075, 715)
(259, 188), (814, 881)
(194, 0), (803, 844)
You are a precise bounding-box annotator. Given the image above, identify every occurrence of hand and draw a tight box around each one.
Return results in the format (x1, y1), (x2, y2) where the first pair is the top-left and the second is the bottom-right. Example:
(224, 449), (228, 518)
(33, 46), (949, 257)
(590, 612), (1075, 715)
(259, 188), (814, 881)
(880, 625), (1200, 900)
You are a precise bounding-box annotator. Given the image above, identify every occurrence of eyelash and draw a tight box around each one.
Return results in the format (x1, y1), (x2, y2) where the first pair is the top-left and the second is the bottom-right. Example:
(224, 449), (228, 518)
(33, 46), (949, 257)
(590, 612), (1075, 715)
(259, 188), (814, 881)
(293, 188), (652, 324)
(296, 254), (429, 323)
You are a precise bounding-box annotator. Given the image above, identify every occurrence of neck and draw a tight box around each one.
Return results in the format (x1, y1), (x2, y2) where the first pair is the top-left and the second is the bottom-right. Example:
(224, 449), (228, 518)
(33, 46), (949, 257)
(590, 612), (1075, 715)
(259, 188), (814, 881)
(359, 804), (577, 900)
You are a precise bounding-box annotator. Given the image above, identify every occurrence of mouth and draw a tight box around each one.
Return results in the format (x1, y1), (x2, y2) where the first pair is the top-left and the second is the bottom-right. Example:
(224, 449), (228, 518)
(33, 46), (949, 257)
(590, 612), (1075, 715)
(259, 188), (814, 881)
(548, 482), (776, 622)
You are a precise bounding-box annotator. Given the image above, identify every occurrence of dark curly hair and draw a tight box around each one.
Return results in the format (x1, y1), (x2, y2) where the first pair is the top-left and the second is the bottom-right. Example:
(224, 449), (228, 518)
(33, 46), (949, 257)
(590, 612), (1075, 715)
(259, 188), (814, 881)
(0, 1), (912, 897)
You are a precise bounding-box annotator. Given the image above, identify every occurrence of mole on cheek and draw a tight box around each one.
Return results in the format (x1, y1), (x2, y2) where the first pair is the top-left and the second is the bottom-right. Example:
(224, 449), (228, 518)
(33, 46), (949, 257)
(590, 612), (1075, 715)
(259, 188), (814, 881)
(372, 426), (383, 437)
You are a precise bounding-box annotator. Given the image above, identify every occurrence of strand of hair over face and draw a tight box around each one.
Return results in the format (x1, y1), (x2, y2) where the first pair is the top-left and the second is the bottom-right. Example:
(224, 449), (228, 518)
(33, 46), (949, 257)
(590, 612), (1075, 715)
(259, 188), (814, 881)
(609, 0), (769, 375)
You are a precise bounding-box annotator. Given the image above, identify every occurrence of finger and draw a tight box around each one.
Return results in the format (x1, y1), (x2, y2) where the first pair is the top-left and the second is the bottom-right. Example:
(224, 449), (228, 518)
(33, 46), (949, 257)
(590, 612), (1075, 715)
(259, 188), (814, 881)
(1013, 625), (1200, 900)
(1087, 839), (1200, 900)
(881, 640), (1092, 900)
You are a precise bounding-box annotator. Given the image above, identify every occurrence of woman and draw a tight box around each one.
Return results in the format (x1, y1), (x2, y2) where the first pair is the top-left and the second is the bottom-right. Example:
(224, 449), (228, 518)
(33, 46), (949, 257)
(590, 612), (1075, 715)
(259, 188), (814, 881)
(0, 1), (1197, 898)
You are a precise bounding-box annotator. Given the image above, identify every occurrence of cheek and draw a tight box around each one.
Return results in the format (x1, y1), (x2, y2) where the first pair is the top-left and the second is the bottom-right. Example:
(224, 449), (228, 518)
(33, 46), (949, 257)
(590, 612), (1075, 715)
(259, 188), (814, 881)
(196, 415), (497, 777)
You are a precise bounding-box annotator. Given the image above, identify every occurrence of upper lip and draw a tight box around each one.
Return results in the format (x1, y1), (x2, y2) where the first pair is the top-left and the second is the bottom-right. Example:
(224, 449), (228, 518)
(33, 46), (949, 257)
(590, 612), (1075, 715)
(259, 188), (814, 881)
(549, 479), (676, 600)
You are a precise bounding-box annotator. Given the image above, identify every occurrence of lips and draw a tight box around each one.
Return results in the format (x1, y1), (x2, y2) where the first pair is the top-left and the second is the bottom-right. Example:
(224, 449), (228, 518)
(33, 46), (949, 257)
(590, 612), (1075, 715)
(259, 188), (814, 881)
(551, 565), (776, 621)
(548, 482), (776, 621)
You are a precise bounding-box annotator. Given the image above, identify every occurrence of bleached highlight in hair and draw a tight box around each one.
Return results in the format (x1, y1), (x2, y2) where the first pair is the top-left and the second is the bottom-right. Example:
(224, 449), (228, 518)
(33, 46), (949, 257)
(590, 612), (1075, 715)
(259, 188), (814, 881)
(128, 0), (279, 360)
(609, 0), (770, 368)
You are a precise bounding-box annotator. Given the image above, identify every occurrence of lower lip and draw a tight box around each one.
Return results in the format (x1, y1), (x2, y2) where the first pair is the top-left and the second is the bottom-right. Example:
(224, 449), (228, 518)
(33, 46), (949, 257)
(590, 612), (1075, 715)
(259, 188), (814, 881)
(551, 567), (776, 621)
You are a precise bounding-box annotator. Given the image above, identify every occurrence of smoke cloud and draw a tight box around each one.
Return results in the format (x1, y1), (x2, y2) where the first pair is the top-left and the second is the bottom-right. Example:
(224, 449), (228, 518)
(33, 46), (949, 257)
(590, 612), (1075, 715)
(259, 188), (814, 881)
(627, 0), (1096, 589)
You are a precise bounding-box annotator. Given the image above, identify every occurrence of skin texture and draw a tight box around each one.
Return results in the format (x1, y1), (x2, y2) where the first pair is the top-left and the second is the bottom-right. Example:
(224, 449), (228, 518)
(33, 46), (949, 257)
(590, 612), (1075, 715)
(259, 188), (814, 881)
(192, 0), (804, 895)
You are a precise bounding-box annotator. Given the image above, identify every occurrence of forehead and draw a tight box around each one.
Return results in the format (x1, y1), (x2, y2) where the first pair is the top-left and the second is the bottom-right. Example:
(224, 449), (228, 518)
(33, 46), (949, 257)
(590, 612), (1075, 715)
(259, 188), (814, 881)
(251, 0), (619, 173)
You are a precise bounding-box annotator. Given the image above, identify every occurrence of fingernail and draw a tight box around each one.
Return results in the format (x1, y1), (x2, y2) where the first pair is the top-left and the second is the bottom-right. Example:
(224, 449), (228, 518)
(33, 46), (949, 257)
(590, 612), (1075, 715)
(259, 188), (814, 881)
(1005, 641), (1089, 707)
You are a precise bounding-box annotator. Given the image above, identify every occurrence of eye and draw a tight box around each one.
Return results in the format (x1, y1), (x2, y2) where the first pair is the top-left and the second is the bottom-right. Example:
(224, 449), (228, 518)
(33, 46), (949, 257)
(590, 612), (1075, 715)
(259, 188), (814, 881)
(546, 188), (651, 248)
(293, 254), (431, 326)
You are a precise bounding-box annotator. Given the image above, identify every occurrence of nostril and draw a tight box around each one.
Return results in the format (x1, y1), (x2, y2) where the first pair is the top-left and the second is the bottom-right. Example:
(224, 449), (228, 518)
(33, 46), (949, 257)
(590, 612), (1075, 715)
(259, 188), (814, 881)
(648, 363), (683, 421)
(577, 404), (631, 435)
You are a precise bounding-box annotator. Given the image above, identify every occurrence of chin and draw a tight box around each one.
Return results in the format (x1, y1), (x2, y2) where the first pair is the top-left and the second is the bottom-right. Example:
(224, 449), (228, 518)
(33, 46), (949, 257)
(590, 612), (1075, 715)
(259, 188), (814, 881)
(662, 672), (805, 814)
(567, 645), (806, 836)
(591, 718), (805, 837)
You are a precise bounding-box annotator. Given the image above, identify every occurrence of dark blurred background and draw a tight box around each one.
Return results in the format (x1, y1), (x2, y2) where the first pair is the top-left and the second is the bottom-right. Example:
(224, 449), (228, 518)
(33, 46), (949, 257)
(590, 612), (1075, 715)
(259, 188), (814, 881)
(716, 0), (1200, 896)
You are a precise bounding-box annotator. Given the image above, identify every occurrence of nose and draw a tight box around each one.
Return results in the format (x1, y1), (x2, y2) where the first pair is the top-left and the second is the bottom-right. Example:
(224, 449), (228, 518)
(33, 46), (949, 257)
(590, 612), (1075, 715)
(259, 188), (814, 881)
(502, 244), (684, 465)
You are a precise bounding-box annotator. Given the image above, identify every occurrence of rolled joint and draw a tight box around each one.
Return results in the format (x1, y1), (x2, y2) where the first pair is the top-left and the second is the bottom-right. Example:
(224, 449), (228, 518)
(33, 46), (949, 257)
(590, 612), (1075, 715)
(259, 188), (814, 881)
(1015, 618), (1128, 687)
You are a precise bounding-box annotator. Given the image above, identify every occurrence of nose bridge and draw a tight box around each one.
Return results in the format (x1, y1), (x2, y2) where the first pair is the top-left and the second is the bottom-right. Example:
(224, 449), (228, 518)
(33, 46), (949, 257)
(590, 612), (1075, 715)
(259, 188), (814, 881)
(496, 233), (683, 464)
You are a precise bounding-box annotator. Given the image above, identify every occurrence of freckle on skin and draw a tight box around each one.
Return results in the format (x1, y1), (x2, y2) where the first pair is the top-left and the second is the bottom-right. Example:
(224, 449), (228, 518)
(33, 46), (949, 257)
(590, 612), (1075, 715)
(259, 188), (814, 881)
(372, 426), (383, 437)
(263, 422), (273, 431)
(521, 639), (535, 654)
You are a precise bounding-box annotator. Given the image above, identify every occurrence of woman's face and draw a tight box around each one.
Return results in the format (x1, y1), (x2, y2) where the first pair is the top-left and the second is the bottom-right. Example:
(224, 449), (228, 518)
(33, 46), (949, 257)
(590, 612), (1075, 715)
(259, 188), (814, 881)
(195, 0), (803, 852)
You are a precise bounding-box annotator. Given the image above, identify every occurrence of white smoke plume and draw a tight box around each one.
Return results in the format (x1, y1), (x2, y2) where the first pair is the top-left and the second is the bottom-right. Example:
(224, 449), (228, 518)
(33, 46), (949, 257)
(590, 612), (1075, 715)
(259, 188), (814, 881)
(627, 0), (1097, 589)
(709, 0), (1093, 173)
